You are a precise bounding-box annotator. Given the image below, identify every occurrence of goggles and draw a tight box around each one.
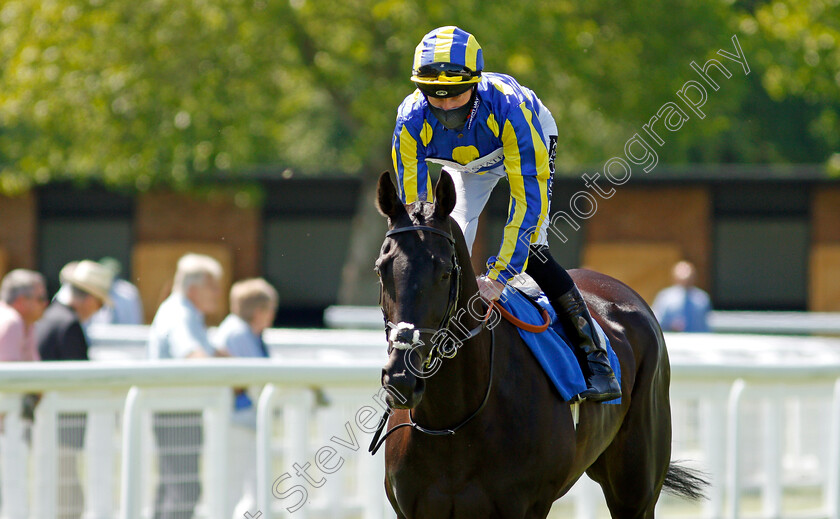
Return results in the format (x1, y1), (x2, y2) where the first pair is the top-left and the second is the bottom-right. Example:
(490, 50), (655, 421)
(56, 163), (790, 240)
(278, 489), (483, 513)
(411, 62), (481, 84)
(415, 81), (475, 99)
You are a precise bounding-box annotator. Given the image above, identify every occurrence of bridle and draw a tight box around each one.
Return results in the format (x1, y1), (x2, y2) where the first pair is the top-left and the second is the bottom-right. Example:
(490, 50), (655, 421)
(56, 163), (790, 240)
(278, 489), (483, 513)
(381, 224), (486, 363)
(369, 223), (495, 455)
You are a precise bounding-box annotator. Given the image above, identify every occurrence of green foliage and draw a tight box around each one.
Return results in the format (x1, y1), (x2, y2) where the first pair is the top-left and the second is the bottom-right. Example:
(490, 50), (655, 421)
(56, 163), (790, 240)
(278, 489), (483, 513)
(738, 0), (840, 162)
(0, 0), (837, 194)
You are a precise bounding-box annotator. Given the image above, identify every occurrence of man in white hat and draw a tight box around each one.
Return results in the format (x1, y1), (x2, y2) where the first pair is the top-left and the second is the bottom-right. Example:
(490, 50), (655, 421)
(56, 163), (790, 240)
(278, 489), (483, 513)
(37, 260), (113, 361)
(35, 259), (113, 519)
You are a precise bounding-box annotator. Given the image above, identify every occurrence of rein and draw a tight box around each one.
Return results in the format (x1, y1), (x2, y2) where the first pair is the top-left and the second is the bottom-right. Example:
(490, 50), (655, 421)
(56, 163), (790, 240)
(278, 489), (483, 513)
(368, 327), (495, 455)
(494, 296), (552, 333)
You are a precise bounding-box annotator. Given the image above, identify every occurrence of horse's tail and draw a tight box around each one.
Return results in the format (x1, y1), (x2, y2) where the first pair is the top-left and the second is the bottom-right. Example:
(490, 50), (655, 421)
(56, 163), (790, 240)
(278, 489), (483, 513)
(662, 462), (709, 500)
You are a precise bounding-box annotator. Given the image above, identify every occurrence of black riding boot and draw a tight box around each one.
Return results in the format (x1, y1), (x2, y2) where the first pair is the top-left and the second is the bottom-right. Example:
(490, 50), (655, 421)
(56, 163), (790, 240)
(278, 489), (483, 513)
(525, 244), (621, 402)
(553, 286), (622, 402)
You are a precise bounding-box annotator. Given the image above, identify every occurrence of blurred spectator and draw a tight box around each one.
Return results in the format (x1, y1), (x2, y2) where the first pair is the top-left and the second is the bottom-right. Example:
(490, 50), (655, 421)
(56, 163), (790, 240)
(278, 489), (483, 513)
(652, 260), (712, 333)
(36, 260), (112, 519)
(37, 260), (112, 361)
(0, 268), (46, 438)
(215, 278), (278, 518)
(54, 261), (95, 340)
(52, 260), (78, 304)
(0, 269), (47, 516)
(148, 253), (224, 360)
(148, 253), (226, 519)
(0, 269), (47, 362)
(89, 257), (144, 325)
(216, 278), (277, 359)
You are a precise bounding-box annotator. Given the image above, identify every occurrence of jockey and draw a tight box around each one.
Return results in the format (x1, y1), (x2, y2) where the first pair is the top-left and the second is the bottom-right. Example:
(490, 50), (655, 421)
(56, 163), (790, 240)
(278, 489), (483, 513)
(392, 26), (621, 402)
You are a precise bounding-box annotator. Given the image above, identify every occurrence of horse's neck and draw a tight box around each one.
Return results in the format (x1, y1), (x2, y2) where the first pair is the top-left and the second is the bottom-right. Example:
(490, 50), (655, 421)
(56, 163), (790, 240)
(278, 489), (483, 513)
(413, 254), (493, 429)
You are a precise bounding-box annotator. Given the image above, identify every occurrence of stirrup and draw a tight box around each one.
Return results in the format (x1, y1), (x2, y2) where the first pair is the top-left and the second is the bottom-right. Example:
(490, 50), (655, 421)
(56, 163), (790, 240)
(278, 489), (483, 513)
(578, 383), (621, 402)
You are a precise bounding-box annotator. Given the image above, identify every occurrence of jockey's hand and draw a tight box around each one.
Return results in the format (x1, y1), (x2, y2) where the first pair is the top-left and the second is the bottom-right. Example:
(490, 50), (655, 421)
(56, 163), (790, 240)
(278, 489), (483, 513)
(477, 276), (505, 301)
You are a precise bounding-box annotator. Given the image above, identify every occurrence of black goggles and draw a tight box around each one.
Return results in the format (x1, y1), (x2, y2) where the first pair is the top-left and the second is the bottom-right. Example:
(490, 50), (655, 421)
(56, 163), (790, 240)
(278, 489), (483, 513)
(413, 62), (479, 81)
(415, 81), (475, 99)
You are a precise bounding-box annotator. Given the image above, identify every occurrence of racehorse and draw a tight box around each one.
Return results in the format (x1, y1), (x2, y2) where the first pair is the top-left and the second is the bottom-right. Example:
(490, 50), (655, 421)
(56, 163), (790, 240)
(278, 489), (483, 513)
(372, 170), (706, 518)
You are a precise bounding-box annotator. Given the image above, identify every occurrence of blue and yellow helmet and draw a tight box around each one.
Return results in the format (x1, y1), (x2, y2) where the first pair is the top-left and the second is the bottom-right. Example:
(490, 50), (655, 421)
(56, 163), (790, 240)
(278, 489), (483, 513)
(411, 26), (483, 98)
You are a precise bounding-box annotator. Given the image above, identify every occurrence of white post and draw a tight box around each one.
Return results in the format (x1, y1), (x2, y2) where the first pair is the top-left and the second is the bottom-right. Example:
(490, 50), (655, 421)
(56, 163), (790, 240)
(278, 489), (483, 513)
(257, 388), (313, 519)
(0, 397), (29, 519)
(700, 388), (727, 519)
(761, 396), (783, 519)
(318, 391), (343, 517)
(791, 398), (804, 473)
(827, 379), (840, 519)
(284, 390), (313, 519)
(257, 384), (279, 518)
(726, 380), (746, 519)
(359, 428), (386, 519)
(33, 392), (58, 519)
(140, 409), (154, 519)
(84, 410), (116, 519)
(203, 388), (231, 519)
(119, 387), (143, 519)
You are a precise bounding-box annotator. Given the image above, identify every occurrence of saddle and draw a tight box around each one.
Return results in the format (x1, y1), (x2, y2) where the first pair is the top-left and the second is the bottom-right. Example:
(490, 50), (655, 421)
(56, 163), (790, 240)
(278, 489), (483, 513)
(495, 276), (622, 405)
(506, 273), (544, 300)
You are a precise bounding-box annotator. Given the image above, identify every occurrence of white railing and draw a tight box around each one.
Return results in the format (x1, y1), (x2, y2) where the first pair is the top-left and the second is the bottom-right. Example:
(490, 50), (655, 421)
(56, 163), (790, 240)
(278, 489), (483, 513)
(1, 333), (840, 519)
(86, 324), (388, 360)
(322, 305), (840, 335)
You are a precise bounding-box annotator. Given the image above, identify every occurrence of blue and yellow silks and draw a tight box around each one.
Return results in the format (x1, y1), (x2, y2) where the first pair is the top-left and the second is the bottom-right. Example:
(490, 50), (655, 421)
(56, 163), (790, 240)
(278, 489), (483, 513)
(392, 73), (551, 284)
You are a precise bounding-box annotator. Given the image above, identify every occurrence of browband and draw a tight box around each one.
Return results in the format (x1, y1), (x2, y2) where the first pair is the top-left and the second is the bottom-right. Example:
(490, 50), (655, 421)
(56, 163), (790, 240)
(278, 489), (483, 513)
(386, 225), (455, 245)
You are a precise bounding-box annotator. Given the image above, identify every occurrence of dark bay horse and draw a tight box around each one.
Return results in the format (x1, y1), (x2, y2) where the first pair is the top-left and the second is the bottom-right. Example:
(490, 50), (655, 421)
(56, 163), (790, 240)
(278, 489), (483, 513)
(372, 171), (705, 519)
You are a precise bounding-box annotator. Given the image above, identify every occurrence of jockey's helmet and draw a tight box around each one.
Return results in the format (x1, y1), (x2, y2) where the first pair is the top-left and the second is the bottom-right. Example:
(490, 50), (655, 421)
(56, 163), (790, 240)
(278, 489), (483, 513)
(411, 26), (483, 98)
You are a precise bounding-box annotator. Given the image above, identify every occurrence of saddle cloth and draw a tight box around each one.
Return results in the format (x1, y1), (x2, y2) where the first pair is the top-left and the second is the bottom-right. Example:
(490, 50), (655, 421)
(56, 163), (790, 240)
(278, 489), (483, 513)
(497, 275), (622, 405)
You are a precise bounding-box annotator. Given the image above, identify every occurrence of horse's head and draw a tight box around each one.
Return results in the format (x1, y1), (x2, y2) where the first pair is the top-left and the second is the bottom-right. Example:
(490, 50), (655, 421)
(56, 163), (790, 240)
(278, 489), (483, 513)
(375, 170), (460, 409)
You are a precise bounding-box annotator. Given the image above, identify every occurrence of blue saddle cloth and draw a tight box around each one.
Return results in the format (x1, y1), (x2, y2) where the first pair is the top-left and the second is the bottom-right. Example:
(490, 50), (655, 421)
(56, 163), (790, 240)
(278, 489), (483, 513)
(497, 286), (622, 405)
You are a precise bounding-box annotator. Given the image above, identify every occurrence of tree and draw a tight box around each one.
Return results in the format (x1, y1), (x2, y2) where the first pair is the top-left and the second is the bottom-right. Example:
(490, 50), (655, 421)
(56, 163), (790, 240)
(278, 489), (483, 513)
(1, 0), (837, 304)
(736, 0), (840, 170)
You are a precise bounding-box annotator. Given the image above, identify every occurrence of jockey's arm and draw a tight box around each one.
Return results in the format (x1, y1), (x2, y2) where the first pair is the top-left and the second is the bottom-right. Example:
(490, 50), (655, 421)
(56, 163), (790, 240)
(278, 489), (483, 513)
(392, 117), (432, 203)
(485, 103), (551, 286)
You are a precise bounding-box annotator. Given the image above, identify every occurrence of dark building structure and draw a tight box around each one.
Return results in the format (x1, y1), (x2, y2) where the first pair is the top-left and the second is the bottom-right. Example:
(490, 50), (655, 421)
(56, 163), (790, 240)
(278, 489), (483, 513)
(0, 166), (837, 327)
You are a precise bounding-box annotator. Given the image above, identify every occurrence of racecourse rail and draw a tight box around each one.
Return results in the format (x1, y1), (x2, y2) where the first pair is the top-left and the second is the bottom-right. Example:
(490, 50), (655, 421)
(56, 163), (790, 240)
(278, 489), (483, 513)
(1, 330), (840, 519)
(323, 306), (840, 335)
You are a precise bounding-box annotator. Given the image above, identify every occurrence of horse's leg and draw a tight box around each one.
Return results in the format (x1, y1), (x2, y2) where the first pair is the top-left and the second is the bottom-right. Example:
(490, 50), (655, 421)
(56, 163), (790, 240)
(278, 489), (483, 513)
(385, 477), (408, 519)
(585, 348), (671, 519)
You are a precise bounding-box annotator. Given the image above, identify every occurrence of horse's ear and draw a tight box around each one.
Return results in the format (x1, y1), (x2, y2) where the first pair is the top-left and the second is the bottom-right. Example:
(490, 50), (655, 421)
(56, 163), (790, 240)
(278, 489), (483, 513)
(376, 171), (407, 220)
(433, 170), (456, 219)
